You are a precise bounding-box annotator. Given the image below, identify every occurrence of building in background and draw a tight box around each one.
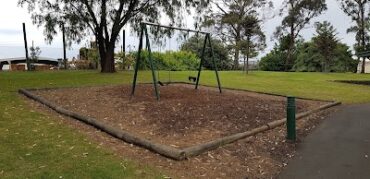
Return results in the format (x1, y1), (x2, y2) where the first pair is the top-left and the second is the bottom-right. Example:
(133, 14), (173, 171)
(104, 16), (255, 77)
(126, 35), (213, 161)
(0, 57), (59, 71)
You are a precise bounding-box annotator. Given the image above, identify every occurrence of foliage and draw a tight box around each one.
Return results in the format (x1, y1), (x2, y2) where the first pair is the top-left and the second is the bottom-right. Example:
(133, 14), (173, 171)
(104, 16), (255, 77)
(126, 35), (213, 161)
(338, 0), (370, 73)
(79, 47), (100, 69)
(180, 36), (233, 70)
(275, 0), (327, 70)
(313, 21), (339, 72)
(29, 45), (41, 63)
(73, 60), (91, 70)
(294, 41), (358, 72)
(259, 47), (287, 71)
(116, 52), (135, 70)
(202, 0), (272, 69)
(293, 22), (358, 72)
(259, 35), (299, 71)
(133, 50), (200, 71)
(261, 22), (357, 73)
(19, 0), (209, 73)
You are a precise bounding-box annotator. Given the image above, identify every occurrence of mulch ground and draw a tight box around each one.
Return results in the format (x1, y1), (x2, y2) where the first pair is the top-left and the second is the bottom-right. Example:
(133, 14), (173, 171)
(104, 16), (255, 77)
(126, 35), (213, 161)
(32, 84), (324, 148)
(25, 84), (337, 178)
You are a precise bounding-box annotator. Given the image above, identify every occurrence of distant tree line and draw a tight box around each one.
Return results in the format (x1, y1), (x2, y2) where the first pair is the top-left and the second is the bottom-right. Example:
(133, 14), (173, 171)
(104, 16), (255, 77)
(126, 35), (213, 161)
(20, 0), (370, 73)
(260, 21), (358, 72)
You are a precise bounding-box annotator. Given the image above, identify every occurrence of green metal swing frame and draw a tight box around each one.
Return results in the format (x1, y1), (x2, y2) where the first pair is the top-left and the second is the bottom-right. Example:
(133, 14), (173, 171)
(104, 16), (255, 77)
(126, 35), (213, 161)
(131, 21), (222, 100)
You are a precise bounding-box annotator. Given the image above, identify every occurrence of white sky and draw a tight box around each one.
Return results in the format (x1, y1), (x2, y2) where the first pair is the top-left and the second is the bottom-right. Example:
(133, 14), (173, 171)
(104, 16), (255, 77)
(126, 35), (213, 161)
(0, 0), (357, 59)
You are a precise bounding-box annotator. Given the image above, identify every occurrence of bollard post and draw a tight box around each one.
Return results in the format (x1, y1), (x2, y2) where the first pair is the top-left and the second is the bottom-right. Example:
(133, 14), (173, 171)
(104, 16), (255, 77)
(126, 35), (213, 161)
(287, 96), (296, 141)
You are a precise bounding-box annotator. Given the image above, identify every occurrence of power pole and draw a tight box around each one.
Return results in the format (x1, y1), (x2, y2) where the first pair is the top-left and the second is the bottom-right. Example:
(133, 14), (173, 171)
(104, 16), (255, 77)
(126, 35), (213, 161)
(122, 30), (126, 54)
(22, 23), (30, 71)
(62, 24), (67, 69)
(122, 30), (126, 70)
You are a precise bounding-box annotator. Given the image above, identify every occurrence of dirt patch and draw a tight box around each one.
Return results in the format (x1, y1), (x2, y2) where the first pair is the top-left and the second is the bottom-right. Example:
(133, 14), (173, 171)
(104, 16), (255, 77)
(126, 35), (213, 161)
(31, 84), (324, 148)
(24, 89), (337, 178)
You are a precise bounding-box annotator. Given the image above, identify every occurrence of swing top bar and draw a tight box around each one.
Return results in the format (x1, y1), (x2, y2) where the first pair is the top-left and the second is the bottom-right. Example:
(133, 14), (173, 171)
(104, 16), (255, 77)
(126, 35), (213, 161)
(141, 21), (210, 35)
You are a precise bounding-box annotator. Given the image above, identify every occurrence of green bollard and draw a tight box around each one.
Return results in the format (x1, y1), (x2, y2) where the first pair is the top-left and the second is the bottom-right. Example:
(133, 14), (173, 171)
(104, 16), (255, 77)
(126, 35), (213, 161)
(287, 96), (296, 141)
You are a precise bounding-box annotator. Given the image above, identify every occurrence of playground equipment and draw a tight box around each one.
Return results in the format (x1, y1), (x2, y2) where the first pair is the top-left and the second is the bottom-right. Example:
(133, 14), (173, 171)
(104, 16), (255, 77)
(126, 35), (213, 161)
(131, 21), (222, 100)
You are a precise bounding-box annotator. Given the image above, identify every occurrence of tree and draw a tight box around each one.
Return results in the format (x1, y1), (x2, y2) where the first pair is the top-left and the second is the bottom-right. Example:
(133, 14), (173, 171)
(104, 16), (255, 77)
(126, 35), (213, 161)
(275, 0), (327, 71)
(338, 0), (370, 73)
(294, 41), (357, 72)
(312, 21), (339, 72)
(260, 35), (302, 71)
(202, 0), (272, 70)
(240, 15), (266, 73)
(19, 0), (208, 73)
(293, 22), (357, 72)
(29, 45), (41, 64)
(259, 47), (286, 71)
(181, 35), (233, 70)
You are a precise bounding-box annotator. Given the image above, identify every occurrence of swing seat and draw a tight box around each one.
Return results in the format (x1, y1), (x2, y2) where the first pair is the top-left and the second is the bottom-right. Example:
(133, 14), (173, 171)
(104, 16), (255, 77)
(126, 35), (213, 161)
(158, 81), (165, 86)
(158, 81), (170, 86)
(188, 76), (197, 82)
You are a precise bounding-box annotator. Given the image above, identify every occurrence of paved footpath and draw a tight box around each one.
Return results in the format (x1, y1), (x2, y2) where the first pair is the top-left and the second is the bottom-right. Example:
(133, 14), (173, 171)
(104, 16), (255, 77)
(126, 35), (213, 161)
(279, 104), (370, 179)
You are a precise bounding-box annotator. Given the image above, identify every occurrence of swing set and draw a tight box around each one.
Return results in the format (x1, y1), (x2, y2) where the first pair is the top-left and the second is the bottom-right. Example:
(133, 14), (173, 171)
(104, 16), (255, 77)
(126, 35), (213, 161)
(131, 21), (222, 100)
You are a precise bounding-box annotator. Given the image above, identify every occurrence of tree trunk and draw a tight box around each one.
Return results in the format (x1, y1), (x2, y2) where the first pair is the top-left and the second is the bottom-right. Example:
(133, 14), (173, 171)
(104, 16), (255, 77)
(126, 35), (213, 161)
(285, 0), (295, 72)
(101, 47), (116, 73)
(234, 46), (240, 70)
(246, 36), (250, 74)
(243, 55), (246, 73)
(360, 2), (366, 73)
(233, 32), (241, 70)
(96, 31), (116, 73)
(246, 50), (249, 74)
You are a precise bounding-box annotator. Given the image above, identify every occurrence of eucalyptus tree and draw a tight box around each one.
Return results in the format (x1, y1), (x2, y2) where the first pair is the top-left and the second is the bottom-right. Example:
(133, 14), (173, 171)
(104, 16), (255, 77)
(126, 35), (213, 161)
(338, 0), (370, 73)
(275, 0), (327, 71)
(202, 0), (272, 70)
(18, 0), (208, 73)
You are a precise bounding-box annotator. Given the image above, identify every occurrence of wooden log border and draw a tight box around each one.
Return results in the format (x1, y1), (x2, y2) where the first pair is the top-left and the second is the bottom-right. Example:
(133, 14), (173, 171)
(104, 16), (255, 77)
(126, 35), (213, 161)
(19, 85), (341, 160)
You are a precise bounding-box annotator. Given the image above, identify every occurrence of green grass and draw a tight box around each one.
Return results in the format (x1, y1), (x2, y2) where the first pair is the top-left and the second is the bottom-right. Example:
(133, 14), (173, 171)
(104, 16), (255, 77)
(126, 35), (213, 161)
(0, 71), (164, 178)
(159, 70), (370, 104)
(1, 70), (370, 178)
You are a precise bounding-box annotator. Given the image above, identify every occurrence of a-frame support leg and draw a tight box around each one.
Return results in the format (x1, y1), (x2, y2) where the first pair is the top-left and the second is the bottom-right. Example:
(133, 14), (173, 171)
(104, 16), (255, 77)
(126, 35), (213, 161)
(195, 33), (209, 90)
(144, 26), (160, 100)
(131, 26), (144, 97)
(207, 34), (222, 93)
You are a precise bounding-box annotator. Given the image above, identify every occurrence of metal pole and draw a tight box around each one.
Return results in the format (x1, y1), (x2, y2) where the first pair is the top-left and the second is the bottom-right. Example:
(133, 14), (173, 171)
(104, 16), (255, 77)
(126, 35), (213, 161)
(141, 21), (209, 34)
(144, 26), (160, 100)
(22, 23), (30, 71)
(62, 24), (67, 69)
(131, 26), (144, 97)
(207, 34), (222, 93)
(195, 33), (209, 90)
(287, 96), (296, 141)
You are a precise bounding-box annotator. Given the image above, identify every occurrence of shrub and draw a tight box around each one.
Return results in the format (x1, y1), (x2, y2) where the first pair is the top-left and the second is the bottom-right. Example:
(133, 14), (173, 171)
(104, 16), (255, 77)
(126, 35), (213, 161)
(131, 50), (200, 71)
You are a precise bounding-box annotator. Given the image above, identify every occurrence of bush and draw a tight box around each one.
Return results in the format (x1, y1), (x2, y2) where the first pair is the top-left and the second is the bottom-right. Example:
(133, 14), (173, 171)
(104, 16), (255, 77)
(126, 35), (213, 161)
(259, 48), (286, 71)
(181, 36), (233, 70)
(131, 50), (200, 71)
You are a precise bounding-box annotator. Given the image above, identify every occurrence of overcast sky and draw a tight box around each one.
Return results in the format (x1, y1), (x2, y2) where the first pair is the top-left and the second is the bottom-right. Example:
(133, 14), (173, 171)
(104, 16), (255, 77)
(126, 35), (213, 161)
(0, 0), (357, 59)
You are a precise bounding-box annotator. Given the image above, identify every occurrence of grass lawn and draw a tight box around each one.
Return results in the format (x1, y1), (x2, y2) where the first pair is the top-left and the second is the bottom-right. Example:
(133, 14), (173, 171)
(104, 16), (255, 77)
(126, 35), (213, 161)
(1, 70), (370, 178)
